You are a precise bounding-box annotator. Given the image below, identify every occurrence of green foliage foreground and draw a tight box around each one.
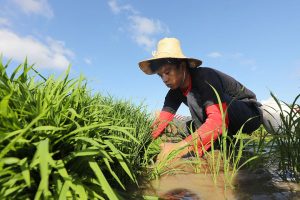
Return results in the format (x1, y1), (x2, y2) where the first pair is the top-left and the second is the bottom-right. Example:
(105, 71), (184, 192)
(0, 59), (153, 199)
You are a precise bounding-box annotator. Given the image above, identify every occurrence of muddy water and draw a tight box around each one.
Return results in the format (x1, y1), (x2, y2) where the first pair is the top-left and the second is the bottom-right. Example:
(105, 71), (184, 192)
(149, 173), (234, 200)
(143, 155), (300, 200)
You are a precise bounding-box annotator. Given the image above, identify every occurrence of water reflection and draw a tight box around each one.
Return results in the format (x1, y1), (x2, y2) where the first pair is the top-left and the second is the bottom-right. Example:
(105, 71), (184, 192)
(161, 189), (200, 200)
(234, 168), (300, 199)
(143, 153), (300, 200)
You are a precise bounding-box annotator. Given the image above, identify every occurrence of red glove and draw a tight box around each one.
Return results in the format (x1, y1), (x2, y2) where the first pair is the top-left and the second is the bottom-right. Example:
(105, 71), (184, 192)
(184, 103), (228, 156)
(151, 111), (174, 139)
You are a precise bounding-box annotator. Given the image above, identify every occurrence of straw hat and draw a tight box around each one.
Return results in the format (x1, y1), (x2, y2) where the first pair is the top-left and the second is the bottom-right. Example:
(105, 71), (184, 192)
(138, 37), (202, 75)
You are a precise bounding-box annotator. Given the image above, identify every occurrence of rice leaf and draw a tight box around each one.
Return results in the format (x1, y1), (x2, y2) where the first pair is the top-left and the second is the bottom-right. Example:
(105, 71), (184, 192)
(73, 149), (100, 157)
(34, 139), (51, 200)
(104, 140), (136, 182)
(32, 126), (66, 132)
(89, 160), (118, 200)
(102, 157), (125, 190)
(75, 136), (102, 148)
(1, 157), (20, 165)
(74, 184), (88, 200)
(0, 92), (12, 117)
(0, 111), (46, 159)
(58, 181), (71, 200)
(18, 158), (31, 187)
(107, 126), (139, 144)
(54, 122), (111, 144)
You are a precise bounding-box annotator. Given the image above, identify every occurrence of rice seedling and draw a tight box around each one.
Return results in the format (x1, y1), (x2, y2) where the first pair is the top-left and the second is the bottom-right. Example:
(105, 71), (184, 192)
(0, 58), (153, 199)
(239, 125), (275, 172)
(267, 93), (300, 182)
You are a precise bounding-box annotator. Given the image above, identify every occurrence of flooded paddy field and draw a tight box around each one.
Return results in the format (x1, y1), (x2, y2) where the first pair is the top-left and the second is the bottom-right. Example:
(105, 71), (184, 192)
(141, 152), (300, 200)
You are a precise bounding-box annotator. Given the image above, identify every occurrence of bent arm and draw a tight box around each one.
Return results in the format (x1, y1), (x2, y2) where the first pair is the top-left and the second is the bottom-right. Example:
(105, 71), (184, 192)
(181, 103), (229, 156)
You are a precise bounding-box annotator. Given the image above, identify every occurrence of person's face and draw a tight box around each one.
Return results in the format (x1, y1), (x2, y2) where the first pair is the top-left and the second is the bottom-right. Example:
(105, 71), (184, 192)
(156, 63), (184, 90)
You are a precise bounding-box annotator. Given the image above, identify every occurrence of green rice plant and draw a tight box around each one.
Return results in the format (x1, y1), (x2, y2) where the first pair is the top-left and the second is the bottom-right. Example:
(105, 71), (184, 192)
(240, 126), (276, 171)
(268, 93), (300, 182)
(196, 85), (259, 189)
(0, 58), (153, 199)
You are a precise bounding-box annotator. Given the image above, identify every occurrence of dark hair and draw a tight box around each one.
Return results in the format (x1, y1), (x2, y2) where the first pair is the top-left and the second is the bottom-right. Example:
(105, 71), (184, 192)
(150, 58), (188, 73)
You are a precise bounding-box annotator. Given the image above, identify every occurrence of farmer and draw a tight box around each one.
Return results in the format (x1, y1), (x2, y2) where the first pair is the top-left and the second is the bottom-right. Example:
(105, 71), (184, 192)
(138, 37), (263, 160)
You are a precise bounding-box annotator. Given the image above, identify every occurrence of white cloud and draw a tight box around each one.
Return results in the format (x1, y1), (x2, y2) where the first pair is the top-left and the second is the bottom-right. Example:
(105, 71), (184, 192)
(108, 0), (120, 14)
(0, 17), (11, 27)
(107, 0), (169, 51)
(133, 35), (155, 51)
(0, 29), (73, 70)
(207, 51), (222, 58)
(108, 0), (138, 15)
(12, 0), (53, 18)
(129, 15), (165, 35)
(46, 37), (73, 58)
(84, 58), (92, 65)
(129, 15), (169, 50)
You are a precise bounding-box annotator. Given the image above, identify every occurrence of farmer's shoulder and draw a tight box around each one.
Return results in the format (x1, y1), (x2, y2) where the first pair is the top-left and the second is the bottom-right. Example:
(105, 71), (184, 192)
(190, 67), (220, 79)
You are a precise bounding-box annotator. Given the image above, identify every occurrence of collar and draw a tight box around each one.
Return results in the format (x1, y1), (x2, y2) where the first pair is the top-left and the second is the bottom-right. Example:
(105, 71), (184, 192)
(181, 76), (192, 96)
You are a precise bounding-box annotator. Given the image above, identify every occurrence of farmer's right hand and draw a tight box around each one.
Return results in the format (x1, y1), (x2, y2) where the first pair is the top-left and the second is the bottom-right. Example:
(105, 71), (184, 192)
(150, 119), (161, 139)
(166, 123), (178, 134)
(151, 110), (177, 139)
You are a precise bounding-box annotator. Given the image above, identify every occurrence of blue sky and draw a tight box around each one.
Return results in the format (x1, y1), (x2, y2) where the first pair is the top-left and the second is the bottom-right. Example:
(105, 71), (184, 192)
(0, 0), (299, 115)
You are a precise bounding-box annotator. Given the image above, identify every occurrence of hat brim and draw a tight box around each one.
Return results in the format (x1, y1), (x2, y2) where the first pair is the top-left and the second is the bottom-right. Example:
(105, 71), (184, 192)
(139, 57), (202, 75)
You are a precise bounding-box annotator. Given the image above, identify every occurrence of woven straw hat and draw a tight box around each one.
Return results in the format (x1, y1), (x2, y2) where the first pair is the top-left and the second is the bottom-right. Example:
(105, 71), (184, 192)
(138, 37), (202, 75)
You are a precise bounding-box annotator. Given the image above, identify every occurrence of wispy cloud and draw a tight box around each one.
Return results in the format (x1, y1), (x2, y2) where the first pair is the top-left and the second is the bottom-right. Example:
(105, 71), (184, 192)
(0, 17), (11, 27)
(207, 51), (257, 71)
(84, 58), (92, 65)
(107, 0), (169, 51)
(0, 29), (73, 69)
(128, 15), (169, 50)
(12, 0), (53, 18)
(207, 51), (223, 58)
(108, 0), (138, 15)
(129, 15), (166, 35)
